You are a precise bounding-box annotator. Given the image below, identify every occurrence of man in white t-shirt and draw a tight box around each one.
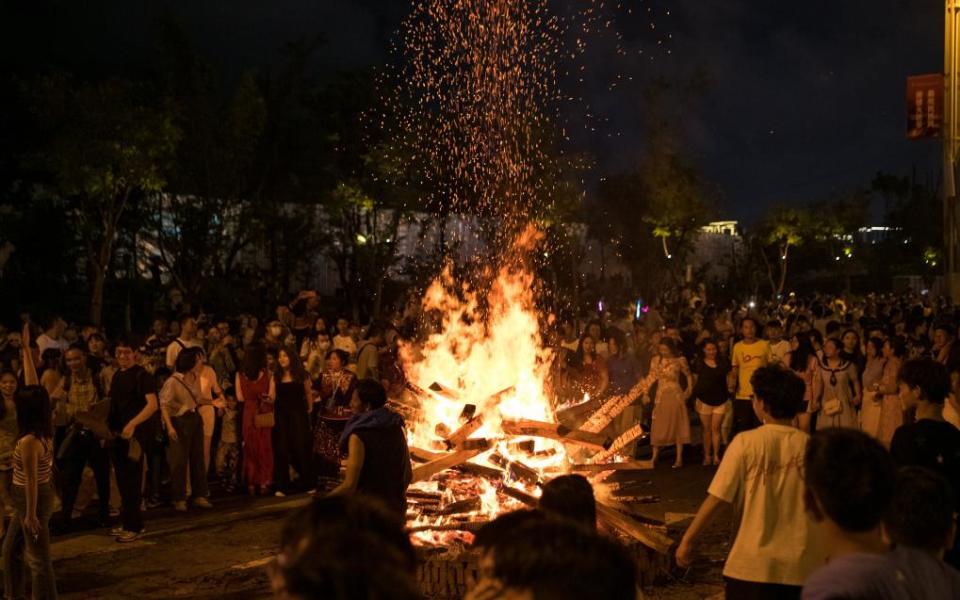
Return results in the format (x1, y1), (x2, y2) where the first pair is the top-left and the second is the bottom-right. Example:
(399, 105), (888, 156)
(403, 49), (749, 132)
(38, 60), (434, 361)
(165, 316), (201, 370)
(765, 320), (791, 367)
(36, 315), (68, 355)
(677, 366), (825, 598)
(332, 318), (357, 359)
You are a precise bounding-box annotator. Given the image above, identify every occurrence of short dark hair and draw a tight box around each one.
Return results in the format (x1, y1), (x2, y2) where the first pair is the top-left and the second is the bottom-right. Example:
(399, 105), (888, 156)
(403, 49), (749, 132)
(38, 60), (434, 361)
(112, 335), (140, 353)
(356, 378), (387, 409)
(474, 510), (547, 550)
(15, 385), (53, 440)
(325, 348), (350, 366)
(490, 517), (637, 600)
(884, 467), (957, 552)
(934, 322), (957, 337)
(898, 358), (950, 404)
(277, 495), (417, 600)
(751, 366), (805, 419)
(539, 475), (596, 530)
(805, 429), (895, 532)
(175, 347), (203, 374)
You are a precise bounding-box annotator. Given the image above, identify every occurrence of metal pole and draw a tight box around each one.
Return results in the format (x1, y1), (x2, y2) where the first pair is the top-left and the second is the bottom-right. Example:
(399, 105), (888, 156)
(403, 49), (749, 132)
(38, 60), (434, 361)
(945, 1), (960, 298)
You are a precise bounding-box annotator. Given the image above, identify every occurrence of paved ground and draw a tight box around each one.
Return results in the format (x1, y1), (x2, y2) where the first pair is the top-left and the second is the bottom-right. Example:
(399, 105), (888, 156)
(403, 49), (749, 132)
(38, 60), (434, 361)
(53, 451), (729, 599)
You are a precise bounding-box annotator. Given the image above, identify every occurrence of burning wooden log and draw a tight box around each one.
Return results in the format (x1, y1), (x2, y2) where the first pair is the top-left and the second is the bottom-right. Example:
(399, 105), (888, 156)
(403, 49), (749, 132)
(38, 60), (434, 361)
(428, 381), (460, 400)
(410, 447), (444, 463)
(596, 501), (673, 555)
(587, 423), (644, 464)
(502, 485), (538, 508)
(445, 415), (485, 449)
(501, 419), (611, 451)
(412, 446), (487, 483)
(408, 521), (489, 534)
(579, 381), (645, 434)
(569, 460), (653, 473)
(456, 461), (505, 480)
(488, 453), (540, 485)
(438, 497), (482, 516)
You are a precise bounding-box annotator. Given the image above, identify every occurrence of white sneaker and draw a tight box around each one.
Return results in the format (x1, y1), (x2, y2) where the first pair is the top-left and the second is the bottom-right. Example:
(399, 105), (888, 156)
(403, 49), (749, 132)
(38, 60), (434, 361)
(274, 490), (286, 498)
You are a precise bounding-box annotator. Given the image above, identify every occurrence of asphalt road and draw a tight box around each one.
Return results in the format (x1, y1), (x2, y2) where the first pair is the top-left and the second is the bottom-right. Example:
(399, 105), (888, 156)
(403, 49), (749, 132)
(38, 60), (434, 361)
(51, 459), (729, 599)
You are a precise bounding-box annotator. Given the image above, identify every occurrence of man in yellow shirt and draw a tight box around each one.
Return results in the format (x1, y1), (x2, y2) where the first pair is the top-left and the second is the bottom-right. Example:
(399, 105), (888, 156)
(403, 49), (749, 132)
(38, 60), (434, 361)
(729, 317), (771, 437)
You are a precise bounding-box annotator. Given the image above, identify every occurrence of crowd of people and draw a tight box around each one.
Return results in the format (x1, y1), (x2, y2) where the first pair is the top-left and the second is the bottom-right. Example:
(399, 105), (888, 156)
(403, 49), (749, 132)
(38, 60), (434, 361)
(2, 287), (960, 598)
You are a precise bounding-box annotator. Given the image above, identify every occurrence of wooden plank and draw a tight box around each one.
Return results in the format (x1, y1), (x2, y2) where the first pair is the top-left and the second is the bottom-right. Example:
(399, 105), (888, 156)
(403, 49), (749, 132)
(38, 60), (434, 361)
(410, 446), (443, 463)
(411, 448), (484, 483)
(445, 415), (485, 448)
(502, 485), (538, 508)
(580, 381), (645, 433)
(596, 501), (674, 554)
(588, 423), (644, 464)
(428, 381), (460, 400)
(501, 419), (610, 451)
(570, 460), (653, 473)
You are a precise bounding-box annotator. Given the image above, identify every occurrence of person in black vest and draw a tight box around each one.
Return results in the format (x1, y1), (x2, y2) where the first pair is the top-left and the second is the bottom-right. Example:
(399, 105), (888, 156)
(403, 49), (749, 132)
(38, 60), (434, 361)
(329, 379), (411, 517)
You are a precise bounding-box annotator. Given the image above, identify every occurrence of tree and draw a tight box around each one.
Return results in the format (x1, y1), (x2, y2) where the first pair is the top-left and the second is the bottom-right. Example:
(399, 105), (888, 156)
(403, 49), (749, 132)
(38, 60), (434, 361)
(754, 206), (810, 298)
(27, 75), (180, 325)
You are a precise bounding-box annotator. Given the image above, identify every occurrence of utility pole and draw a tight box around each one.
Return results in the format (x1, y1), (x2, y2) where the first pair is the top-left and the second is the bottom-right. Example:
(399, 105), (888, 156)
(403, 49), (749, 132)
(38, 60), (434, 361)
(945, 1), (960, 298)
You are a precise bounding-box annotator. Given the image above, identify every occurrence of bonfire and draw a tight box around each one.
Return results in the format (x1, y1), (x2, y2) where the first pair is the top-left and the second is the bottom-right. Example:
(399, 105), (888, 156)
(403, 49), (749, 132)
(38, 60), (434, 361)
(391, 227), (671, 559)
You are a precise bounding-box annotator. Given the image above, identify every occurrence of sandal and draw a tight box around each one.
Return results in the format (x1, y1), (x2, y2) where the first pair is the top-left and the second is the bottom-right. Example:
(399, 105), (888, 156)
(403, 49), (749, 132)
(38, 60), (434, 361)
(672, 462), (683, 469)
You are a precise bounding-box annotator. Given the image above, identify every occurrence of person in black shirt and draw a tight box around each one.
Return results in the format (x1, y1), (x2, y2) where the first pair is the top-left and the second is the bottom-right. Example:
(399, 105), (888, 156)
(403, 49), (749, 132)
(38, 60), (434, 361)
(692, 339), (730, 466)
(108, 338), (158, 543)
(892, 358), (960, 568)
(329, 379), (411, 517)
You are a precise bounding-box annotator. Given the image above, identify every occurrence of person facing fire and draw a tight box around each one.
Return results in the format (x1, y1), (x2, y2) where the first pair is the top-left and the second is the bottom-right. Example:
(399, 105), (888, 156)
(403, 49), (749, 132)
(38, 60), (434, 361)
(328, 379), (411, 517)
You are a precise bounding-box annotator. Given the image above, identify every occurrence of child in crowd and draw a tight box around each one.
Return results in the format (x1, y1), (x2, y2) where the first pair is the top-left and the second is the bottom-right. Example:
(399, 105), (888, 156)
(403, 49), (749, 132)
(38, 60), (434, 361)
(216, 396), (240, 492)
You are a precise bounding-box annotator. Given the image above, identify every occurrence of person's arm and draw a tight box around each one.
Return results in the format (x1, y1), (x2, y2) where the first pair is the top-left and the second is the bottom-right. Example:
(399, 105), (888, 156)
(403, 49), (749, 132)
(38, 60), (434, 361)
(21, 323), (38, 386)
(268, 376), (276, 402)
(235, 373), (246, 403)
(122, 375), (159, 440)
(158, 381), (179, 441)
(877, 360), (898, 395)
(328, 434), (365, 496)
(21, 437), (41, 536)
(165, 344), (177, 370)
(303, 379), (313, 414)
(676, 494), (727, 567)
(850, 365), (862, 407)
(727, 347), (739, 394)
(680, 358), (694, 399)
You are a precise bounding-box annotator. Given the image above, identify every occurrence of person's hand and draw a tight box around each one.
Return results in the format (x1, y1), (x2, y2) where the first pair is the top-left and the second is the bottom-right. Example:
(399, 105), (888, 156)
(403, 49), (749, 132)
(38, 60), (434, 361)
(212, 398), (226, 410)
(23, 514), (40, 537)
(166, 425), (178, 442)
(121, 422), (136, 440)
(21, 322), (30, 348)
(675, 538), (694, 568)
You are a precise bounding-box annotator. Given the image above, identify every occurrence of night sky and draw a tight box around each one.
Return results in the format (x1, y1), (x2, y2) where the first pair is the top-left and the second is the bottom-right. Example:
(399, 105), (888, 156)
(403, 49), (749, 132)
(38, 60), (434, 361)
(0, 0), (944, 223)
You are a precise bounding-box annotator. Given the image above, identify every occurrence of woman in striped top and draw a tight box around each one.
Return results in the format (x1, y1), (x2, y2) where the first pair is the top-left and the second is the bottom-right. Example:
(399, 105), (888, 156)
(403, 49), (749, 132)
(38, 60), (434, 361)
(3, 323), (57, 600)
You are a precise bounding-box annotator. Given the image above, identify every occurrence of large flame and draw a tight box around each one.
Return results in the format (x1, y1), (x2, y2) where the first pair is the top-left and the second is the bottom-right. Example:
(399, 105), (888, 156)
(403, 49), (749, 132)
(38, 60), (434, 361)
(401, 226), (567, 533)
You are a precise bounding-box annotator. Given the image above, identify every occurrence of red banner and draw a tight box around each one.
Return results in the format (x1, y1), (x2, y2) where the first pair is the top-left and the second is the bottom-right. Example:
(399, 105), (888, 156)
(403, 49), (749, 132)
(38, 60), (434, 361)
(907, 73), (943, 139)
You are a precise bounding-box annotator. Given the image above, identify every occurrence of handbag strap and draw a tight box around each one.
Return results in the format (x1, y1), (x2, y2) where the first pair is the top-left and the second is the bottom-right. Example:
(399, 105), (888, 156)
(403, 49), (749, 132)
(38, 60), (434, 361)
(172, 374), (199, 408)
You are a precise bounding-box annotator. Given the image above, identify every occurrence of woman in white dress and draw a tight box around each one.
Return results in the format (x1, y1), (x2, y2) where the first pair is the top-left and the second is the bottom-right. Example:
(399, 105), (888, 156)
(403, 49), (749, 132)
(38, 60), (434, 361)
(640, 338), (692, 468)
(812, 338), (861, 430)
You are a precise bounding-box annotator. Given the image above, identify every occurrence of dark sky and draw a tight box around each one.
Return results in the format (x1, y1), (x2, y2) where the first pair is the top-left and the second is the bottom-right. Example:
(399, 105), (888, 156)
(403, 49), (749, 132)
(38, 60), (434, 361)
(0, 0), (944, 223)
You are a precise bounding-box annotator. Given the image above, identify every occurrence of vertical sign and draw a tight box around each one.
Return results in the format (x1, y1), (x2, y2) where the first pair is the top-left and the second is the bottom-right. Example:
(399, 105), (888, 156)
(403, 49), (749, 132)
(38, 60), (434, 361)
(907, 73), (944, 139)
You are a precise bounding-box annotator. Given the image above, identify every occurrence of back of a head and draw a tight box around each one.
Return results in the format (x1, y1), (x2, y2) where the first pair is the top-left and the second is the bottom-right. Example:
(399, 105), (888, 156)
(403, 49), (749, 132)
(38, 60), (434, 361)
(750, 365), (805, 420)
(491, 517), (637, 600)
(539, 475), (597, 531)
(356, 378), (387, 409)
(805, 428), (895, 533)
(276, 495), (417, 600)
(899, 358), (951, 404)
(884, 467), (957, 554)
